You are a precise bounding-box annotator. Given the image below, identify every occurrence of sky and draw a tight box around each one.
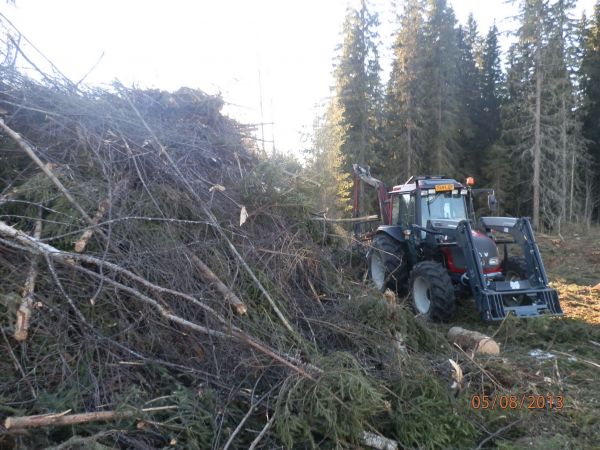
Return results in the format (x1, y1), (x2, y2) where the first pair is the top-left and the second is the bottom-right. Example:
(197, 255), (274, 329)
(0, 0), (596, 156)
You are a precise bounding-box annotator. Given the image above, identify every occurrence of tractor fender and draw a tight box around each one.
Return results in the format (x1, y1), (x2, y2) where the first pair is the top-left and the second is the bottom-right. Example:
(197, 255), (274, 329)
(375, 225), (405, 243)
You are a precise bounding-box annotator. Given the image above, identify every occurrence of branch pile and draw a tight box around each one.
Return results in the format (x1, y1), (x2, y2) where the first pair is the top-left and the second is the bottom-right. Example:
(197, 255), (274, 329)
(0, 66), (480, 449)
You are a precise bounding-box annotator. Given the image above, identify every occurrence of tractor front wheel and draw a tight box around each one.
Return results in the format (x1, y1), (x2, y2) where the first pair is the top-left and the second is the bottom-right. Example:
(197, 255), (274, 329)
(504, 256), (528, 281)
(409, 261), (456, 321)
(503, 256), (529, 307)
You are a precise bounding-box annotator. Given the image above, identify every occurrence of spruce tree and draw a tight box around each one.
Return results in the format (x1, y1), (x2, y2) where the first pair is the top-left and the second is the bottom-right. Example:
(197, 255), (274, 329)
(457, 15), (484, 177)
(384, 0), (427, 183)
(333, 0), (382, 171)
(480, 25), (512, 207)
(581, 0), (600, 223)
(422, 0), (461, 177)
(480, 25), (503, 151)
(503, 0), (586, 229)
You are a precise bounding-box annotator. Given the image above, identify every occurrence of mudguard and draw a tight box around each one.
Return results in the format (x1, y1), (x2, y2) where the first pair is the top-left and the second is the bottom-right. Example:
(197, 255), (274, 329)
(376, 225), (406, 243)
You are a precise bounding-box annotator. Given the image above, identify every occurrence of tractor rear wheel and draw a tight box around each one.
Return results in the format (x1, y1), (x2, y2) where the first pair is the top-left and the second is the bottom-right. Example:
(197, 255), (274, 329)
(368, 234), (408, 293)
(409, 261), (456, 321)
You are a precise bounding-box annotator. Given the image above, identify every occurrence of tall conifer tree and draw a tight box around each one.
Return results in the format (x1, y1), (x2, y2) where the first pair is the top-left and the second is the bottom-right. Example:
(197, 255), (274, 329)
(333, 0), (382, 171)
(422, 0), (461, 176)
(385, 0), (427, 182)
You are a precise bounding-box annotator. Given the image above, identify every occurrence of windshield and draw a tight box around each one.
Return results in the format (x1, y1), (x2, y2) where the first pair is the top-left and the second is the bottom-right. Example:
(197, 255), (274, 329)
(421, 192), (467, 223)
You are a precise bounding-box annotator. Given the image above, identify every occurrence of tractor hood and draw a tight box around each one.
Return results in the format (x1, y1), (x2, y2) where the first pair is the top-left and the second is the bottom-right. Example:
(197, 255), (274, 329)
(446, 230), (500, 273)
(426, 219), (500, 273)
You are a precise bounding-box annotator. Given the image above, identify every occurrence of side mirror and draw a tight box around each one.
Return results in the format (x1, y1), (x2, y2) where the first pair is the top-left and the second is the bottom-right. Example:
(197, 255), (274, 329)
(488, 194), (498, 212)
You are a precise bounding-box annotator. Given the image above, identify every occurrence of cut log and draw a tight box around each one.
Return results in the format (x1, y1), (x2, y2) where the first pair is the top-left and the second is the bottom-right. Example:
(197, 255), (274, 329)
(591, 282), (600, 291)
(448, 327), (500, 355)
(185, 251), (247, 315)
(4, 405), (176, 430)
(14, 210), (42, 342)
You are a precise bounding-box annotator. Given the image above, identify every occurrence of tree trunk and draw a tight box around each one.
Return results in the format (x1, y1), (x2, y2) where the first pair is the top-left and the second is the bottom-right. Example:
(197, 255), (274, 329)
(436, 83), (443, 175)
(569, 150), (575, 221)
(533, 49), (542, 230)
(560, 95), (567, 232)
(406, 92), (413, 180)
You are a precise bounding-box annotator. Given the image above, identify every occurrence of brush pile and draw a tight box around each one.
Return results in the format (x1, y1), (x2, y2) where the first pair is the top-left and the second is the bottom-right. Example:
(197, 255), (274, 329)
(0, 66), (483, 450)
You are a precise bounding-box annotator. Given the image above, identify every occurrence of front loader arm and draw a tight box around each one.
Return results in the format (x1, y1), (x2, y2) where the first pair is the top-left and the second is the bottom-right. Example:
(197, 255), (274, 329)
(454, 217), (562, 320)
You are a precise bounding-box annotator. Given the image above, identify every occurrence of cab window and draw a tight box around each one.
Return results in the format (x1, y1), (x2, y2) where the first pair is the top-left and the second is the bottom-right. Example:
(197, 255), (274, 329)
(396, 193), (415, 226)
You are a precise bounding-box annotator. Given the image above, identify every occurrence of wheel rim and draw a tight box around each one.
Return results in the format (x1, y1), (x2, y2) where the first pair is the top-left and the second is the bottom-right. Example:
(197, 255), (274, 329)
(412, 276), (431, 314)
(505, 270), (526, 306)
(505, 270), (520, 282)
(370, 251), (386, 290)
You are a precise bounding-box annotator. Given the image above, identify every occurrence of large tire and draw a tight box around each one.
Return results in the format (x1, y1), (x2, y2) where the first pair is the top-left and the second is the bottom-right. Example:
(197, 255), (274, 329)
(409, 261), (456, 321)
(504, 256), (528, 281)
(368, 233), (409, 293)
(503, 256), (529, 307)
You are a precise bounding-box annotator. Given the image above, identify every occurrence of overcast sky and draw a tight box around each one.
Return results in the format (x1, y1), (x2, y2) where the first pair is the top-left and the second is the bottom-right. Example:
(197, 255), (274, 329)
(0, 0), (596, 155)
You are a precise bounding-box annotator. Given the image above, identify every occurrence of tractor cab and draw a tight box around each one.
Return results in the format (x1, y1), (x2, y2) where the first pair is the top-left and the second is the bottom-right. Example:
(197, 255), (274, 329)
(388, 176), (468, 233)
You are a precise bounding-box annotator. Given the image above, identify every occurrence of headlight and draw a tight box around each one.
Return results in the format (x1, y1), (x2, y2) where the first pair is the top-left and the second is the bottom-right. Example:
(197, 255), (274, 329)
(488, 257), (500, 266)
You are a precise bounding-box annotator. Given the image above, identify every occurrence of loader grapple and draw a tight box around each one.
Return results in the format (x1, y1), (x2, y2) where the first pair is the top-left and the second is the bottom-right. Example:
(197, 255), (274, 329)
(457, 217), (563, 320)
(480, 288), (562, 320)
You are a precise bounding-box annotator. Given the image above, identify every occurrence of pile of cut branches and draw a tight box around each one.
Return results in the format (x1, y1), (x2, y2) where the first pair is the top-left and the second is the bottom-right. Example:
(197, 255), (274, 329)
(0, 66), (480, 450)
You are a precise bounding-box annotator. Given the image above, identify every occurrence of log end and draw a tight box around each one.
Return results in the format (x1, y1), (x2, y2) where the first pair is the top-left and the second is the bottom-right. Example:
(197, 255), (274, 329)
(476, 339), (500, 355)
(74, 240), (86, 253)
(13, 330), (27, 342)
(4, 417), (14, 430)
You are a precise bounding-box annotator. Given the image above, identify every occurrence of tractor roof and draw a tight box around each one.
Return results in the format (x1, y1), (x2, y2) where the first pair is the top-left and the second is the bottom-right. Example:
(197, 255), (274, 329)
(390, 176), (465, 193)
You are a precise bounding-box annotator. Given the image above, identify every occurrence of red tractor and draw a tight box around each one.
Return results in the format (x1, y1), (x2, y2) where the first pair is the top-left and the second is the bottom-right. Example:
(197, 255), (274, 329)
(352, 164), (562, 322)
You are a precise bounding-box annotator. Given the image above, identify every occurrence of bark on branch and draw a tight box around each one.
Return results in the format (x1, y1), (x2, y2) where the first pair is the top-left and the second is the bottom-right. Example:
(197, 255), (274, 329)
(73, 178), (128, 253)
(185, 251), (247, 315)
(4, 405), (177, 430)
(310, 215), (380, 223)
(14, 208), (42, 341)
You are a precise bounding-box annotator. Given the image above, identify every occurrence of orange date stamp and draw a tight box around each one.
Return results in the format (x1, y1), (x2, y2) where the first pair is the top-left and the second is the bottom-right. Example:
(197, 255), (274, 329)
(470, 394), (563, 410)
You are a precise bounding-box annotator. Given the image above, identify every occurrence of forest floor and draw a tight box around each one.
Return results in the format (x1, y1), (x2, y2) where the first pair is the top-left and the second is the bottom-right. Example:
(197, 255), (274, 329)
(428, 225), (600, 449)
